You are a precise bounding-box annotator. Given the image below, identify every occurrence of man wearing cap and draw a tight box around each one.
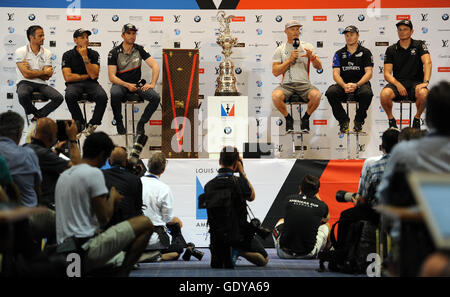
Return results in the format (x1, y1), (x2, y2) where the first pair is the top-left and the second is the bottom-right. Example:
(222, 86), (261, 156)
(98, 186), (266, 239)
(272, 20), (323, 133)
(380, 19), (432, 129)
(108, 24), (161, 135)
(15, 25), (64, 122)
(62, 29), (108, 134)
(325, 25), (374, 133)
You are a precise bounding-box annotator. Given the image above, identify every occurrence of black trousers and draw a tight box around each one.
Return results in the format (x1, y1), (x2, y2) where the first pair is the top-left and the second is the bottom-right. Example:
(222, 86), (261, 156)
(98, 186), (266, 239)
(325, 83), (373, 124)
(16, 80), (64, 117)
(64, 80), (108, 125)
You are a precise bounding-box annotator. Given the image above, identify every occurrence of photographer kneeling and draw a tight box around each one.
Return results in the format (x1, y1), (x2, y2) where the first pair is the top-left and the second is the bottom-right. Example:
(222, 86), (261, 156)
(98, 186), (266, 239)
(273, 174), (330, 259)
(199, 147), (269, 268)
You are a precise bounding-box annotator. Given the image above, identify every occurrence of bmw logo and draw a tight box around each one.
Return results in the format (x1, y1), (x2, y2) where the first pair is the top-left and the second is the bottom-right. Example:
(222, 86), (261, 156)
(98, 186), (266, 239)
(194, 16), (201, 22)
(276, 119), (283, 126)
(112, 120), (117, 126)
(275, 15), (283, 22)
(28, 14), (36, 21)
(443, 13), (449, 21)
(235, 67), (242, 74)
(215, 55), (222, 62)
(112, 15), (119, 22)
(8, 27), (14, 34)
(338, 28), (344, 34)
(174, 28), (181, 35)
(224, 127), (232, 135)
(134, 107), (139, 113)
(358, 14), (365, 21)
(92, 28), (99, 35)
(422, 27), (428, 34)
(7, 80), (14, 86)
(51, 54), (57, 61)
(256, 81), (263, 87)
(256, 28), (263, 35)
(316, 68), (324, 74)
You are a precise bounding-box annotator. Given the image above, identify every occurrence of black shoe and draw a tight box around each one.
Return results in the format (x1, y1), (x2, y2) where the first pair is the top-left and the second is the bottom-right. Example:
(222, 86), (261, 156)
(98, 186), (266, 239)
(412, 118), (421, 130)
(339, 119), (350, 133)
(116, 120), (126, 135)
(353, 120), (363, 133)
(285, 115), (294, 133)
(136, 121), (146, 135)
(301, 117), (310, 133)
(388, 118), (398, 129)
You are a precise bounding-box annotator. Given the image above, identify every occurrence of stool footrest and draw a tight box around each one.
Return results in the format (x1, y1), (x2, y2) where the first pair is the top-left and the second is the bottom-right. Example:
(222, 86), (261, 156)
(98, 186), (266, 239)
(285, 130), (309, 135)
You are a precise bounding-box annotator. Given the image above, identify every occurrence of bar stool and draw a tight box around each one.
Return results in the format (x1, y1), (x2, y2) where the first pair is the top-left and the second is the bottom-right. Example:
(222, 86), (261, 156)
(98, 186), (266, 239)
(285, 93), (308, 159)
(397, 99), (414, 129)
(77, 92), (94, 126)
(342, 94), (367, 159)
(25, 92), (49, 126)
(123, 93), (144, 148)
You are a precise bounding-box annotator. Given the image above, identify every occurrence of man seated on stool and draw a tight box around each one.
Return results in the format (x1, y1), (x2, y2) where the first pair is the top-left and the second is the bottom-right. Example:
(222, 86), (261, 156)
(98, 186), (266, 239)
(272, 20), (322, 133)
(325, 25), (374, 133)
(15, 25), (64, 122)
(273, 174), (330, 259)
(141, 152), (187, 261)
(62, 29), (109, 136)
(108, 24), (161, 136)
(380, 19), (432, 129)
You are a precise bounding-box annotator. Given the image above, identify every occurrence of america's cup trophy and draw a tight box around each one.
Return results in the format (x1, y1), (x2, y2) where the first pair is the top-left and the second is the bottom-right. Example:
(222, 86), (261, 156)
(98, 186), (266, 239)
(215, 11), (240, 96)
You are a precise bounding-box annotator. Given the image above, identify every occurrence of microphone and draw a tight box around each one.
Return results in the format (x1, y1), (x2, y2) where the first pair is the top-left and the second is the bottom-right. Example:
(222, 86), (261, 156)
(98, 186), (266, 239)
(293, 38), (300, 49)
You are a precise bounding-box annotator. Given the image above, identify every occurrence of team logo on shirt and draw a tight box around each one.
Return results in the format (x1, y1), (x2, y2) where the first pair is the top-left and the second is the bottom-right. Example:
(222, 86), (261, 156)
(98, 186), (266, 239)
(355, 52), (363, 57)
(410, 48), (417, 55)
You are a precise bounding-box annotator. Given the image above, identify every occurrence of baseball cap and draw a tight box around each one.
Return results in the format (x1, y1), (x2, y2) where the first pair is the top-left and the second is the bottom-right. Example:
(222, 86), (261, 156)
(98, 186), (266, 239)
(396, 19), (413, 29)
(73, 28), (92, 38)
(122, 23), (138, 34)
(343, 25), (359, 34)
(285, 19), (302, 29)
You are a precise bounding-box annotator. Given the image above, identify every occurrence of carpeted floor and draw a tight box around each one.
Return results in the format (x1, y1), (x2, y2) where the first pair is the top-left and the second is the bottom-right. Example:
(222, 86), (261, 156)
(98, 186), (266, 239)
(130, 248), (364, 277)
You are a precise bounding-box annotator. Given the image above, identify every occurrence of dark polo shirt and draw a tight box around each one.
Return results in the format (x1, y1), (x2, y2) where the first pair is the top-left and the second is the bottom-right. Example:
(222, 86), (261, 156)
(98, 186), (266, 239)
(61, 46), (100, 85)
(384, 39), (430, 82)
(107, 42), (151, 84)
(332, 44), (374, 83)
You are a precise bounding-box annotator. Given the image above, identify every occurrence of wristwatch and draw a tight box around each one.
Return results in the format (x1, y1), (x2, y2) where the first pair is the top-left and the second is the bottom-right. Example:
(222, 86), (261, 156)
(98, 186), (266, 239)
(424, 80), (430, 84)
(356, 83), (361, 89)
(83, 59), (90, 64)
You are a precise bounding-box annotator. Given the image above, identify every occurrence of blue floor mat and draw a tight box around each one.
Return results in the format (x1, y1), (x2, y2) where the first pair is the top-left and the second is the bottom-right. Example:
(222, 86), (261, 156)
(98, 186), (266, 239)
(130, 248), (364, 277)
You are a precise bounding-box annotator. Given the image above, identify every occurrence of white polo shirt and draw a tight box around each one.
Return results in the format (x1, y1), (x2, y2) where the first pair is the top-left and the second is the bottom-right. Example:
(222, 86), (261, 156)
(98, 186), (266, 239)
(273, 41), (316, 84)
(15, 44), (53, 85)
(141, 175), (174, 227)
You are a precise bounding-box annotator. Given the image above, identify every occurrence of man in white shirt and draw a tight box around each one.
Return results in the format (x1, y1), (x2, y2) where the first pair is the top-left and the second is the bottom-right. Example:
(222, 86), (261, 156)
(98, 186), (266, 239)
(55, 132), (153, 276)
(272, 20), (323, 133)
(15, 25), (63, 121)
(141, 152), (185, 261)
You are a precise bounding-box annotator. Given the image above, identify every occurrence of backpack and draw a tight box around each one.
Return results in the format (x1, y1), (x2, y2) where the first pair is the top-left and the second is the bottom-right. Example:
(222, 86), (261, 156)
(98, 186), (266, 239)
(319, 219), (377, 274)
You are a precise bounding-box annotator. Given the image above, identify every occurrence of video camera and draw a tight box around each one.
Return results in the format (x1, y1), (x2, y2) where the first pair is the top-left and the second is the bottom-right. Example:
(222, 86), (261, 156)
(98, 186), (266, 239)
(126, 134), (148, 175)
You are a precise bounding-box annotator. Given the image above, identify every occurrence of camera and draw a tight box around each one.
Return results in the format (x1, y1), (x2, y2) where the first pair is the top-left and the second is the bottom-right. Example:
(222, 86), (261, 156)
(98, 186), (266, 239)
(56, 120), (72, 141)
(336, 190), (361, 203)
(127, 134), (148, 175)
(248, 218), (271, 239)
(136, 79), (146, 88)
(182, 242), (204, 261)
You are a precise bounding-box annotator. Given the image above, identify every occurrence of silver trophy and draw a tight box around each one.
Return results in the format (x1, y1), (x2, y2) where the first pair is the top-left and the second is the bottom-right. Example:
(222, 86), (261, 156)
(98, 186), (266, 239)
(215, 11), (240, 96)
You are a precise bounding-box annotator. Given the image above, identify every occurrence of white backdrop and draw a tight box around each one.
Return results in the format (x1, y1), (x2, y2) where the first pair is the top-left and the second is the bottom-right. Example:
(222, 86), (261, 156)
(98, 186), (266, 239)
(1, 7), (449, 159)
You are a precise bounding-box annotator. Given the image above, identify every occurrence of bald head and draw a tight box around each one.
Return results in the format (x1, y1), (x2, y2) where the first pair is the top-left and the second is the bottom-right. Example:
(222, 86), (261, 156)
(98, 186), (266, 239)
(110, 146), (128, 167)
(34, 118), (57, 148)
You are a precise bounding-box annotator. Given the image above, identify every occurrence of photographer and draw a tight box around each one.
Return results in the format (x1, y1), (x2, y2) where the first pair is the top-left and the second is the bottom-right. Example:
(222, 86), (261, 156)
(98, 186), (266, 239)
(200, 146), (268, 268)
(102, 146), (143, 228)
(273, 174), (330, 259)
(26, 118), (81, 209)
(140, 152), (188, 261)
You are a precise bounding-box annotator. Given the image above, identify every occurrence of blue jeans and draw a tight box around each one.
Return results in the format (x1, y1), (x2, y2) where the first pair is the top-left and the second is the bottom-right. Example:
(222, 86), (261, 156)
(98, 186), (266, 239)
(110, 84), (160, 124)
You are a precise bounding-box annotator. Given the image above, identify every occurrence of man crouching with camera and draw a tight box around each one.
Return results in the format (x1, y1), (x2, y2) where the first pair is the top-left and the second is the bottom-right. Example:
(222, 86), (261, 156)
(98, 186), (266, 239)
(272, 174), (330, 259)
(199, 146), (268, 268)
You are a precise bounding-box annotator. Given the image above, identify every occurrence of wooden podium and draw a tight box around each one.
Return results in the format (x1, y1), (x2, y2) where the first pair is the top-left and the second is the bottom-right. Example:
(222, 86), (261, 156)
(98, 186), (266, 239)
(161, 49), (199, 158)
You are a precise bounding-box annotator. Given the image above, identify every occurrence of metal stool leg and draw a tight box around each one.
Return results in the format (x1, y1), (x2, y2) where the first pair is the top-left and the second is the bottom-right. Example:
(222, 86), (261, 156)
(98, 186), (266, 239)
(346, 102), (351, 160)
(400, 101), (403, 129)
(125, 103), (129, 148)
(290, 103), (295, 158)
(131, 103), (136, 136)
(355, 102), (360, 159)
(409, 102), (412, 127)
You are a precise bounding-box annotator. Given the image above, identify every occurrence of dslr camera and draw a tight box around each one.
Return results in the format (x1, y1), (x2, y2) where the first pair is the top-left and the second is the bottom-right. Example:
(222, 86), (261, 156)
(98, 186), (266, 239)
(182, 242), (204, 261)
(126, 134), (148, 175)
(56, 120), (73, 141)
(248, 218), (271, 239)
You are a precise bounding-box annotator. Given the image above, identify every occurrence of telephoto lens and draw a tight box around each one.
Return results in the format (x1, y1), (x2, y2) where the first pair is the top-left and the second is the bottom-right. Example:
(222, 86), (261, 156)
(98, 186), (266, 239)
(336, 190), (360, 203)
